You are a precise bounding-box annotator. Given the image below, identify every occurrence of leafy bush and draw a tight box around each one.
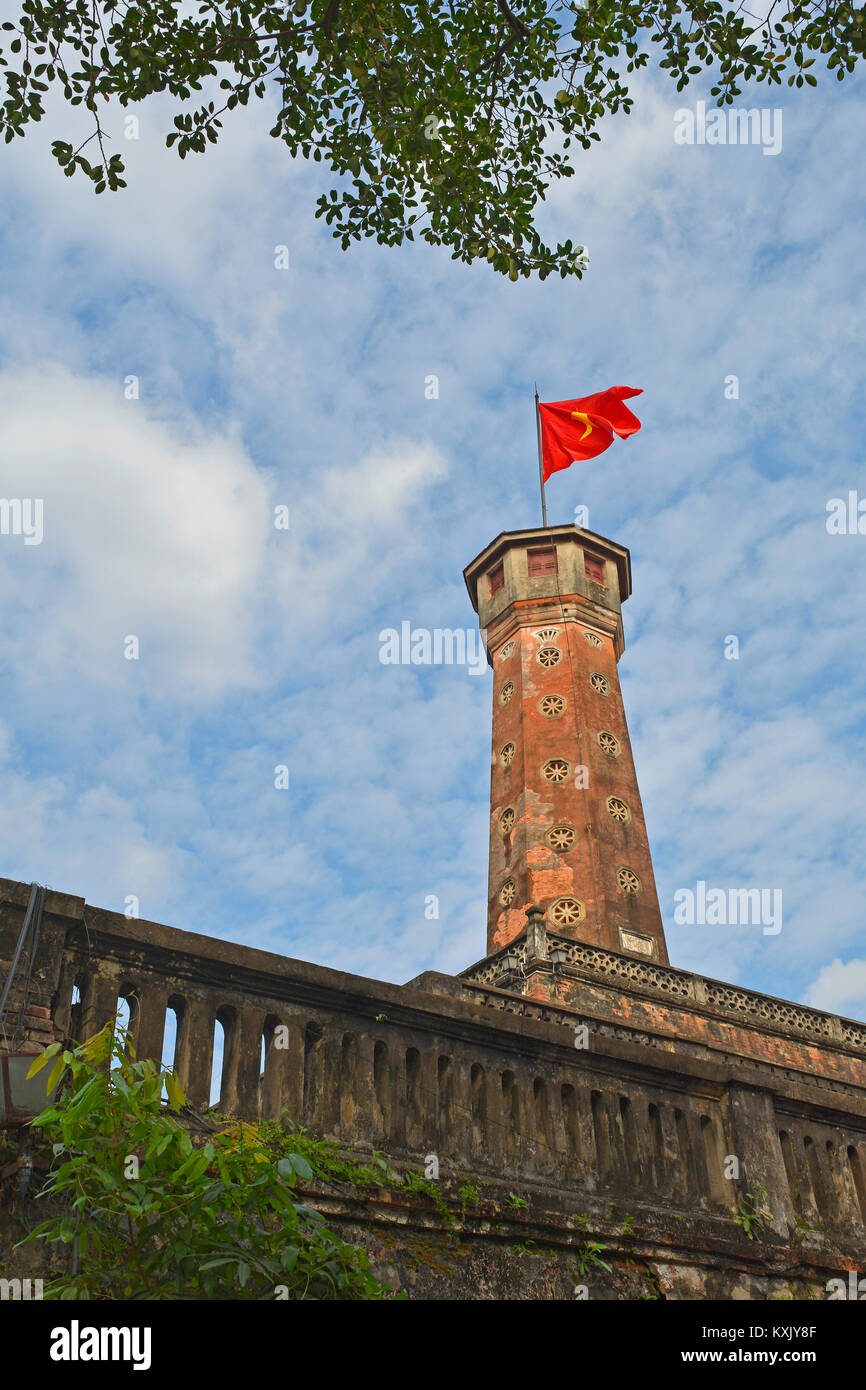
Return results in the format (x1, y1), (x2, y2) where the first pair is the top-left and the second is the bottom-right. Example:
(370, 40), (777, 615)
(22, 1026), (390, 1300)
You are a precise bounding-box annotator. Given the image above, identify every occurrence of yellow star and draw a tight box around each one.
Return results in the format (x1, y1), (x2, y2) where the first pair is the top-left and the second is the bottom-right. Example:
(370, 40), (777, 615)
(570, 411), (593, 441)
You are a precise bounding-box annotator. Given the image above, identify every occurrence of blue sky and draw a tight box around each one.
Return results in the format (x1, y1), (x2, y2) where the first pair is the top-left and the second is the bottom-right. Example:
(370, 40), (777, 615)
(1, 60), (866, 1023)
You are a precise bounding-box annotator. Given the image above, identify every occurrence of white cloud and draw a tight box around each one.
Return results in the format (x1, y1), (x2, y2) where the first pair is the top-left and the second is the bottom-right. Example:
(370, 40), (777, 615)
(271, 438), (449, 640)
(0, 364), (270, 696)
(806, 958), (866, 1022)
(0, 767), (185, 911)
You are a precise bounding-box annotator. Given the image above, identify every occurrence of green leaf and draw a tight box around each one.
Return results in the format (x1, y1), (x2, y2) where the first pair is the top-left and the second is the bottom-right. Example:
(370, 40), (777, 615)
(45, 1055), (66, 1096)
(289, 1153), (313, 1181)
(164, 1071), (186, 1111)
(26, 1043), (61, 1077)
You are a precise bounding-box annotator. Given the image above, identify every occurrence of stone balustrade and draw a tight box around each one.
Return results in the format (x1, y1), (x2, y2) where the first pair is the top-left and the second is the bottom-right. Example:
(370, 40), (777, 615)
(3, 877), (866, 1255)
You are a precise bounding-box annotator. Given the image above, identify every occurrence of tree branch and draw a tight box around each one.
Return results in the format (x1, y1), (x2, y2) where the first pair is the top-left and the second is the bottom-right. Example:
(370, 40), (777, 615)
(496, 0), (530, 40)
(322, 0), (341, 38)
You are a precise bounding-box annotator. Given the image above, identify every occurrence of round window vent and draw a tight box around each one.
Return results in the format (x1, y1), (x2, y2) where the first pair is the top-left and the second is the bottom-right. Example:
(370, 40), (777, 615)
(499, 680), (515, 706)
(616, 866), (641, 896)
(498, 807), (516, 835)
(549, 896), (586, 928)
(589, 671), (610, 695)
(499, 639), (516, 660)
(537, 646), (562, 669)
(542, 758), (570, 784)
(597, 730), (621, 757)
(606, 796), (631, 824)
(498, 878), (517, 908)
(499, 741), (515, 768)
(538, 694), (566, 718)
(546, 824), (576, 852)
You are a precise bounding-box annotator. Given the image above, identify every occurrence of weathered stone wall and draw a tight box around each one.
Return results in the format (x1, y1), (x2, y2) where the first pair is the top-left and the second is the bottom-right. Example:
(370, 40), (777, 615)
(316, 1176), (843, 1300)
(2, 876), (866, 1298)
(0, 1145), (849, 1302)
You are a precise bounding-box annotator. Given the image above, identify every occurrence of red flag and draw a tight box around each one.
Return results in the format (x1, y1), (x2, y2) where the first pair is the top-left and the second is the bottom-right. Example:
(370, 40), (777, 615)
(538, 386), (643, 484)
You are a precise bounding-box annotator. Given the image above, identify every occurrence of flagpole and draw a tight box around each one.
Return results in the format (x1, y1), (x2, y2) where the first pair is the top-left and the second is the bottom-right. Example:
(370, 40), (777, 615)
(534, 383), (548, 528)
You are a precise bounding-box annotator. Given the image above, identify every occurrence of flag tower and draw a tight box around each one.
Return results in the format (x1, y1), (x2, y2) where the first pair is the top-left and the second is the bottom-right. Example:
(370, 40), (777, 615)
(463, 524), (667, 963)
(465, 377), (664, 960)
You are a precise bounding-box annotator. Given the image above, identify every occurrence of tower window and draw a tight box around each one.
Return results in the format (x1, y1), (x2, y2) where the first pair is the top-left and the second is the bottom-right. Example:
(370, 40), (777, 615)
(488, 562), (504, 595)
(549, 896), (586, 928)
(616, 866), (642, 896)
(498, 878), (517, 908)
(597, 730), (621, 757)
(546, 824), (576, 852)
(527, 547), (557, 577)
(584, 554), (606, 584)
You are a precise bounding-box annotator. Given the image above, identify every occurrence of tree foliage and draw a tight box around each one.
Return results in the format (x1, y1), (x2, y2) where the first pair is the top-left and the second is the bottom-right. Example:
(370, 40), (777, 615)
(22, 1025), (390, 1299)
(0, 0), (863, 279)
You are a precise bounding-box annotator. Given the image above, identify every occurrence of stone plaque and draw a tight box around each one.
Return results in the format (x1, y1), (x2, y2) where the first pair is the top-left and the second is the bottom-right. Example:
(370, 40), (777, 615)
(619, 928), (654, 957)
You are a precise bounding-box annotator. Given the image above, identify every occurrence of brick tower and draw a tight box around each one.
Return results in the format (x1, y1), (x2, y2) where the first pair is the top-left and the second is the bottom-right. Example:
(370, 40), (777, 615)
(464, 525), (668, 963)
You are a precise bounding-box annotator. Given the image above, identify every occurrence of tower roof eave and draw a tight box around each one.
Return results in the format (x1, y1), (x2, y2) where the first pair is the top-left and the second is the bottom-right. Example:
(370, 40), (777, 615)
(463, 524), (632, 613)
